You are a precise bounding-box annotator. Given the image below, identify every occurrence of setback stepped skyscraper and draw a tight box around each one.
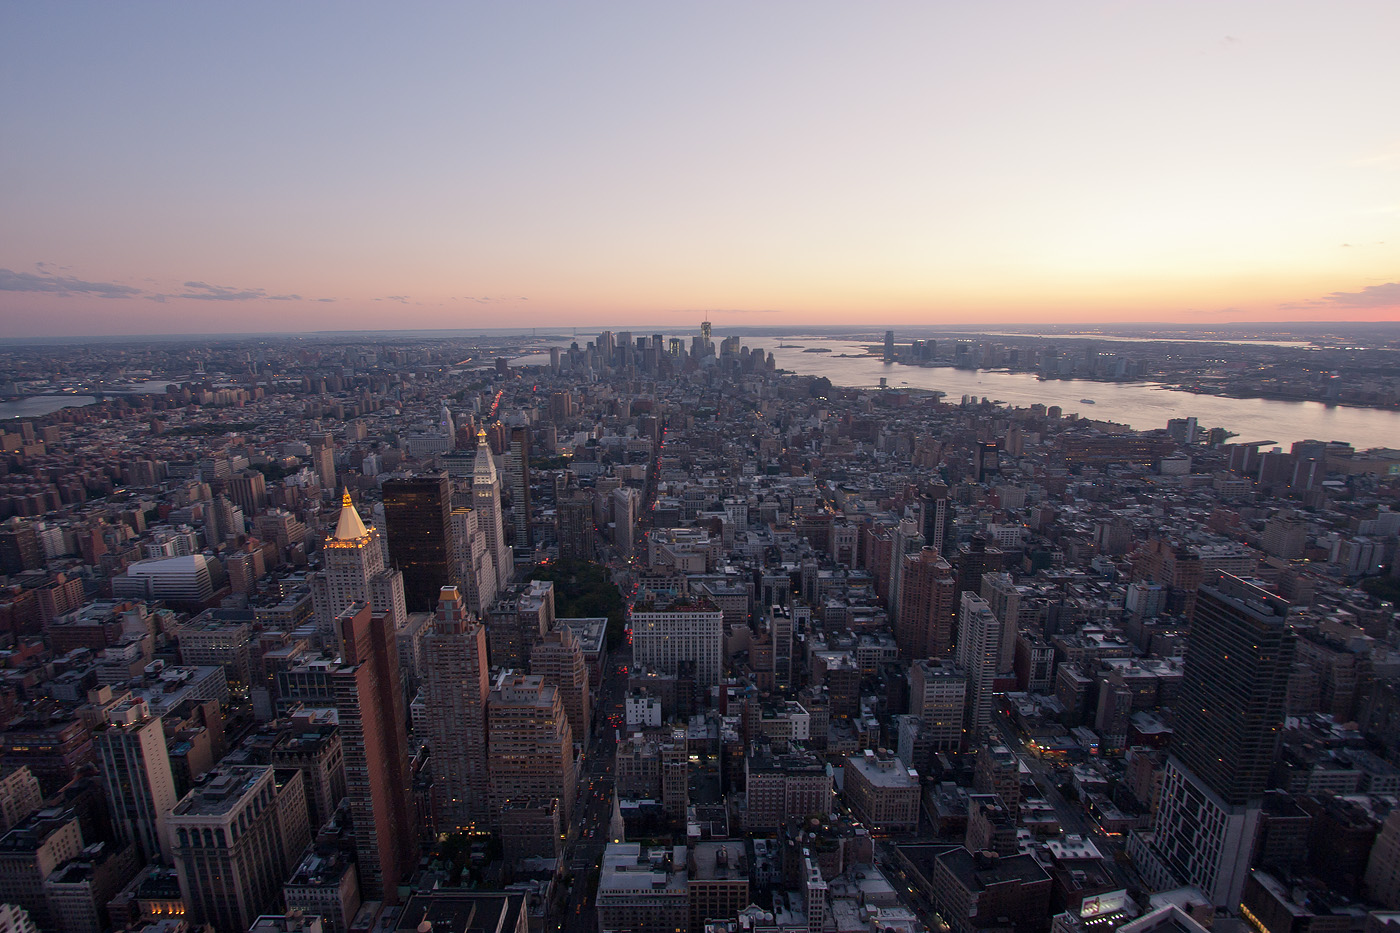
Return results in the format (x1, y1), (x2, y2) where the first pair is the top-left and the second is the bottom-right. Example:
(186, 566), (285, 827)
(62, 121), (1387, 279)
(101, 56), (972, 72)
(473, 429), (514, 592)
(424, 586), (491, 832)
(313, 492), (407, 644)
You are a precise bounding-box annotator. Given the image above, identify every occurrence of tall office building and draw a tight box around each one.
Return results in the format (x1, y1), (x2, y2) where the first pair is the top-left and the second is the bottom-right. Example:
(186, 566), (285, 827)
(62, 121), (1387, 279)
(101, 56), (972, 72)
(93, 697), (178, 862)
(0, 809), (84, 931)
(954, 592), (1001, 740)
(169, 765), (310, 933)
(530, 626), (591, 746)
(980, 572), (1024, 674)
(0, 519), (41, 575)
(612, 486), (639, 559)
(1145, 574), (1295, 907)
(451, 505), (497, 616)
(920, 482), (955, 555)
(487, 673), (576, 825)
(506, 426), (532, 549)
(383, 473), (458, 613)
(333, 603), (417, 903)
(908, 659), (967, 753)
(885, 516), (923, 616)
(226, 469), (268, 517)
(555, 493), (595, 562)
(473, 429), (513, 591)
(897, 548), (957, 659)
(883, 330), (895, 363)
(424, 586), (491, 832)
(313, 492), (407, 642)
(953, 534), (1004, 598)
(632, 598), (724, 689)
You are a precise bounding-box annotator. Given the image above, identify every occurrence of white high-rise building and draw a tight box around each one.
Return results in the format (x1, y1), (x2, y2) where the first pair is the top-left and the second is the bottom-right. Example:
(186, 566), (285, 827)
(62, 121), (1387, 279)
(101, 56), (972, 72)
(631, 598), (724, 688)
(94, 696), (178, 862)
(312, 493), (407, 643)
(955, 592), (1001, 740)
(451, 505), (497, 616)
(472, 430), (513, 591)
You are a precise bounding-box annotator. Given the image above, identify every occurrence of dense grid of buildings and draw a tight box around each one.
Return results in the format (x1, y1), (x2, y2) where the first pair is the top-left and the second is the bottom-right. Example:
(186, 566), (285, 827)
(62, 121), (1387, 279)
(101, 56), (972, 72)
(0, 327), (1394, 933)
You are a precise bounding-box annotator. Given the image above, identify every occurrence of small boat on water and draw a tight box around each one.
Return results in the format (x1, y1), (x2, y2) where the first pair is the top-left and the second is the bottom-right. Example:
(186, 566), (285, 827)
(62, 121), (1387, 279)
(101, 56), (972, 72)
(1080, 398), (1096, 404)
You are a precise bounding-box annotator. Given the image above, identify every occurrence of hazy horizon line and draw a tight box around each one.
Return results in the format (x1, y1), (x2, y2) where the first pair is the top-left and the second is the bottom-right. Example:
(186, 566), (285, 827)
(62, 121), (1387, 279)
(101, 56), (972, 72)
(1, 319), (1399, 346)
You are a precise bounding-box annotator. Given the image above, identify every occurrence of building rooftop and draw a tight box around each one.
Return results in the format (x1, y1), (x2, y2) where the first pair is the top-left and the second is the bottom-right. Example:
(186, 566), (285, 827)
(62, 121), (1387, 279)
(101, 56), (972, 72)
(937, 847), (1051, 890)
(847, 751), (919, 789)
(171, 766), (267, 818)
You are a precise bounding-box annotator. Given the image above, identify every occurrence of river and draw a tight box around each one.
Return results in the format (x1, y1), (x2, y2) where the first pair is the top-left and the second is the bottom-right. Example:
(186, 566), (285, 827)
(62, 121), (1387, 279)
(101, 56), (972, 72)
(0, 380), (176, 420)
(771, 342), (1400, 451)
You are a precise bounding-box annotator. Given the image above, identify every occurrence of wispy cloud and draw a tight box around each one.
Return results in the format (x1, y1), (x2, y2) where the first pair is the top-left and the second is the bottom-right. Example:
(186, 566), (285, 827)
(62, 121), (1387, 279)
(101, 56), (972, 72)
(0, 267), (142, 298)
(661, 308), (786, 314)
(1320, 282), (1400, 308)
(178, 281), (267, 301)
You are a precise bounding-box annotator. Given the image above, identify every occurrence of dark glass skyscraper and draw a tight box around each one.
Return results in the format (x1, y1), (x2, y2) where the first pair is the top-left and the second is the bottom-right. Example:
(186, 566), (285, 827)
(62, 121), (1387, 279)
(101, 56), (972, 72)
(1145, 572), (1296, 906)
(1171, 572), (1295, 806)
(507, 427), (532, 549)
(383, 473), (458, 612)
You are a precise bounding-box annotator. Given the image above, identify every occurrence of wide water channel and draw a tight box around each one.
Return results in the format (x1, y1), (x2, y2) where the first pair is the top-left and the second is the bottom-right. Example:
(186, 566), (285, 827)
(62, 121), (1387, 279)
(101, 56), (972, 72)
(772, 341), (1400, 451)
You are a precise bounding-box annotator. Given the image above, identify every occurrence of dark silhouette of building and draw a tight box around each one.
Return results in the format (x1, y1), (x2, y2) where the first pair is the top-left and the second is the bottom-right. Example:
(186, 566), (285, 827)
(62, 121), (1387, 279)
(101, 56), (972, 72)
(555, 493), (595, 562)
(383, 473), (458, 612)
(1172, 574), (1295, 805)
(507, 427), (532, 549)
(1145, 573), (1296, 906)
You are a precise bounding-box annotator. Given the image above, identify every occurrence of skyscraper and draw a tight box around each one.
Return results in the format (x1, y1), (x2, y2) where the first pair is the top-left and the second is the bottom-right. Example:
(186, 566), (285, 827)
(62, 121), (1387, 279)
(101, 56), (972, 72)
(313, 492), (407, 642)
(472, 429), (513, 591)
(169, 765), (310, 933)
(487, 673), (576, 826)
(383, 473), (458, 613)
(506, 426), (532, 549)
(530, 625), (591, 746)
(451, 505), (497, 616)
(897, 548), (957, 660)
(555, 492), (595, 562)
(954, 592), (1001, 740)
(424, 586), (491, 833)
(631, 597), (724, 689)
(612, 486), (639, 559)
(333, 603), (417, 903)
(93, 697), (178, 862)
(919, 481), (955, 556)
(226, 469), (268, 517)
(1145, 573), (1295, 907)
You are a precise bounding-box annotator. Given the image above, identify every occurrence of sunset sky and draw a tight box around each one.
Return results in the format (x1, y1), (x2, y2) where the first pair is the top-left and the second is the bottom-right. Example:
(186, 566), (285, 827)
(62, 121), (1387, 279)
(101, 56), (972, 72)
(2, 2), (1398, 337)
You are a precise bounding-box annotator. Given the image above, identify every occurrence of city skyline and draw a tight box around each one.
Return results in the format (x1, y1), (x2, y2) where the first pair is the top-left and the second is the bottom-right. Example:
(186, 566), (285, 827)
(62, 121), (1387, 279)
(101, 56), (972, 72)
(3, 2), (1400, 337)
